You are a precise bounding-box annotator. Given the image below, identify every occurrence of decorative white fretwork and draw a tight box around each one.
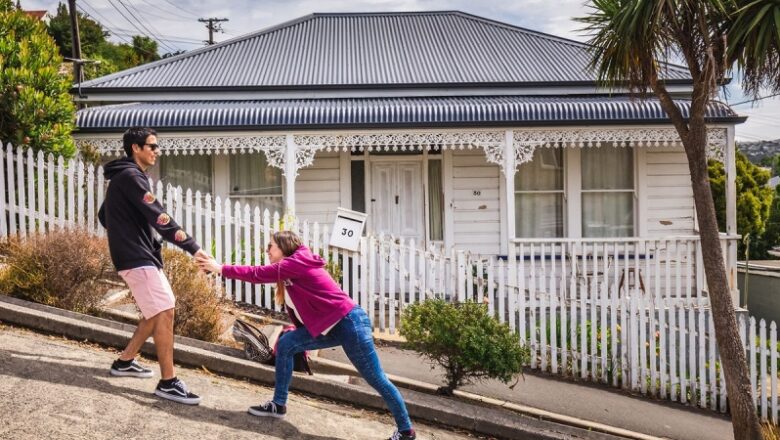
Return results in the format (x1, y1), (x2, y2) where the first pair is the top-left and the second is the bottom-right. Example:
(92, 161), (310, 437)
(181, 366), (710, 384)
(75, 135), (288, 165)
(515, 143), (537, 166)
(706, 144), (724, 161)
(294, 145), (323, 173)
(294, 131), (506, 174)
(513, 127), (728, 148)
(481, 144), (505, 169)
(76, 127), (731, 175)
(293, 131), (505, 152)
(705, 129), (728, 161)
(512, 127), (730, 166)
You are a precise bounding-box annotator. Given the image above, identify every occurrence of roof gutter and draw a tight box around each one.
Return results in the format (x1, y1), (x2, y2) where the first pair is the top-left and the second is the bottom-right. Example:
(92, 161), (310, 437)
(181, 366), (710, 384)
(73, 116), (748, 134)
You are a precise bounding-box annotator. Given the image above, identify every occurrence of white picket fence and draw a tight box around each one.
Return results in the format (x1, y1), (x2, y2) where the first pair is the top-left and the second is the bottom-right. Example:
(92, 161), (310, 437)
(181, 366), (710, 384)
(0, 143), (778, 422)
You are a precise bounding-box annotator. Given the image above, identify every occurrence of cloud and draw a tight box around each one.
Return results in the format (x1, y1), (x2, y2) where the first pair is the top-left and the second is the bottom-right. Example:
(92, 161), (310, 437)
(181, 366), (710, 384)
(733, 98), (780, 142)
(20, 0), (780, 140)
(25, 0), (590, 45)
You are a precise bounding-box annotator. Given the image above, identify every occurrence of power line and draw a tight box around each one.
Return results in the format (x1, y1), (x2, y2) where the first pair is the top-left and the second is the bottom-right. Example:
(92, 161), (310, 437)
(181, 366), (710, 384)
(159, 0), (199, 19)
(740, 115), (780, 124)
(109, 30), (202, 46)
(107, 26), (202, 42)
(729, 93), (780, 107)
(132, 0), (198, 23)
(115, 0), (179, 53)
(77, 2), (142, 46)
(125, 2), (194, 23)
(76, 4), (161, 58)
(105, 0), (178, 54)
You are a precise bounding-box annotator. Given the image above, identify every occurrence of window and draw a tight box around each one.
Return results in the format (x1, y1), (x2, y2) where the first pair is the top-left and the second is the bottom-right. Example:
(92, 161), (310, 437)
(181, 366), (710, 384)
(515, 148), (564, 238)
(158, 155), (212, 195)
(581, 146), (634, 237)
(229, 153), (283, 214)
(351, 160), (365, 213)
(428, 160), (443, 241)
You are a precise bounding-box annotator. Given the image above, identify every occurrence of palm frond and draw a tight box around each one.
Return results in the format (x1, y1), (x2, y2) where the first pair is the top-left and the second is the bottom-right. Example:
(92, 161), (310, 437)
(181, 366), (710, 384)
(727, 0), (780, 97)
(576, 0), (683, 93)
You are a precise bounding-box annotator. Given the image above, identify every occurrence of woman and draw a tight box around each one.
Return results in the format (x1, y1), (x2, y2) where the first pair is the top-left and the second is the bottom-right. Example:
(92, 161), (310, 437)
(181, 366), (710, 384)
(196, 231), (416, 440)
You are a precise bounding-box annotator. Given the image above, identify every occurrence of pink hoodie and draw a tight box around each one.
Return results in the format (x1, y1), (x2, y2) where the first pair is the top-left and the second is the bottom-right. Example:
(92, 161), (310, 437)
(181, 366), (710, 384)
(221, 245), (357, 338)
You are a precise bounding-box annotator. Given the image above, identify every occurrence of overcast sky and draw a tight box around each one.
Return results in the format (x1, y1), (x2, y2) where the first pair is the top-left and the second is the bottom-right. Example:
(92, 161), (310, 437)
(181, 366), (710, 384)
(21, 0), (780, 142)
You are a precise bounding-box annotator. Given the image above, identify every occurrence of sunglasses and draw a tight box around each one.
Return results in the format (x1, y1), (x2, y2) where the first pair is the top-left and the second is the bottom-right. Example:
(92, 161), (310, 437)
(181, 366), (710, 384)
(144, 143), (160, 151)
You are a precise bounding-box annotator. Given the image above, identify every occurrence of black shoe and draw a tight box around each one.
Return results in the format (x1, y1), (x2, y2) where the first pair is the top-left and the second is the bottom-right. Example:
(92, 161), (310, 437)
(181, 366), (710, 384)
(388, 429), (416, 440)
(109, 358), (154, 378)
(154, 378), (201, 405)
(248, 401), (286, 418)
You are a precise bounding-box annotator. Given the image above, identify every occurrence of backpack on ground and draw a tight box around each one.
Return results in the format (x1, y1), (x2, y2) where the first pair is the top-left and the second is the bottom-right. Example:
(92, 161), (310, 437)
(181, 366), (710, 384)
(232, 319), (312, 375)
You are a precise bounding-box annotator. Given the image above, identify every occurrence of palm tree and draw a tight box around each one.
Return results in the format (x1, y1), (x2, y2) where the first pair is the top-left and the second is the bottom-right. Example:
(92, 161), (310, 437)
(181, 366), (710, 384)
(578, 1), (780, 439)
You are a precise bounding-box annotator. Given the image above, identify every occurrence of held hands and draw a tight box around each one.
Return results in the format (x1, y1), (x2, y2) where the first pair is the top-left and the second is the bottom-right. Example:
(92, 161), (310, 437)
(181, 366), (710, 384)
(194, 250), (223, 275)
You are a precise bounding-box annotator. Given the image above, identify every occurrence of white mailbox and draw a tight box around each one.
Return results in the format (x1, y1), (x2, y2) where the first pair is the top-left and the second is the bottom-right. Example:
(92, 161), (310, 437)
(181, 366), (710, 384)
(329, 207), (368, 251)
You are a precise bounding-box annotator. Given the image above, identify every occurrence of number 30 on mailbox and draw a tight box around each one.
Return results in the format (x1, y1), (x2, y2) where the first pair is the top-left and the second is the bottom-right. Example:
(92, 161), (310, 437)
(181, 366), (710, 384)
(329, 207), (368, 251)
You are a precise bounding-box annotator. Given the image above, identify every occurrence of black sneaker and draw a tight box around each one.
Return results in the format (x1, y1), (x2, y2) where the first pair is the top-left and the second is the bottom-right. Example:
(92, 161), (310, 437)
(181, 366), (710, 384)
(388, 429), (416, 440)
(154, 378), (201, 405)
(248, 401), (286, 418)
(109, 358), (154, 378)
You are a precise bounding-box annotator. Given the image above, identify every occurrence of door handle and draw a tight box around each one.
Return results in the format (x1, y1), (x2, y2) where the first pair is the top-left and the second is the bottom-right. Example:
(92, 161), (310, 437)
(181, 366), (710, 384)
(395, 195), (399, 204)
(371, 198), (376, 202)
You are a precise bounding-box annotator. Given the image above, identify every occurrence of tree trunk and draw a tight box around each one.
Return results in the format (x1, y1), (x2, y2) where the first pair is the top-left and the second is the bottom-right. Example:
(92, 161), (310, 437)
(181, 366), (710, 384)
(684, 124), (763, 440)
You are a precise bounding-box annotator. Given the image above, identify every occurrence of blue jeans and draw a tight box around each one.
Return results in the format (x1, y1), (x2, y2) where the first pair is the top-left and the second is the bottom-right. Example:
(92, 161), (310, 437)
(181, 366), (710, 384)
(272, 306), (412, 431)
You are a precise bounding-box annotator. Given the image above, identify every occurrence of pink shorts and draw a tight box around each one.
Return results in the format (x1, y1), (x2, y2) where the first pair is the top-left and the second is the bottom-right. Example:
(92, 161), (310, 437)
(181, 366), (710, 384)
(118, 266), (175, 319)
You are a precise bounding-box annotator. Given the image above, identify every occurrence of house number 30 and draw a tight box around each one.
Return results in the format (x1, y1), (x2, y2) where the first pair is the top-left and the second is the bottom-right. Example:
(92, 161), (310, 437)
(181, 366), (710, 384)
(341, 228), (354, 237)
(472, 190), (481, 196)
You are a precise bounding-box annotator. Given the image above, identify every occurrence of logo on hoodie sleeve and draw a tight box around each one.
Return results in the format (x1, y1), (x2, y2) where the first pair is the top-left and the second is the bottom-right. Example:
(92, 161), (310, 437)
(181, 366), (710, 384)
(156, 213), (171, 225)
(143, 192), (156, 204)
(174, 230), (187, 242)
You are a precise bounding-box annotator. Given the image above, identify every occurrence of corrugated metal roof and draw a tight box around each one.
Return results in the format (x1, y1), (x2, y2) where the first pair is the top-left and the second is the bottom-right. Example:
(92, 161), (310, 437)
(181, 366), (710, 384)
(76, 96), (739, 131)
(78, 11), (691, 90)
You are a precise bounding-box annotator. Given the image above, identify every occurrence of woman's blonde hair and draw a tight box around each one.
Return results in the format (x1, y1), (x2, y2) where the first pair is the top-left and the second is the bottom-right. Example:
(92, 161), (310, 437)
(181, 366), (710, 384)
(272, 230), (302, 305)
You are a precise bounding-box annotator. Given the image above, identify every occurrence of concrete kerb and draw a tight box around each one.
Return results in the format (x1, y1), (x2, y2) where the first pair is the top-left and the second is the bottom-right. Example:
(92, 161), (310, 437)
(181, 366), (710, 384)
(0, 295), (636, 440)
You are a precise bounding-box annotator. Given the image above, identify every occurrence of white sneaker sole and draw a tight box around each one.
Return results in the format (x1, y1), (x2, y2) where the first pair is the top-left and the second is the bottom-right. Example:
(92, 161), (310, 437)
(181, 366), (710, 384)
(110, 368), (154, 378)
(248, 407), (285, 418)
(154, 389), (201, 405)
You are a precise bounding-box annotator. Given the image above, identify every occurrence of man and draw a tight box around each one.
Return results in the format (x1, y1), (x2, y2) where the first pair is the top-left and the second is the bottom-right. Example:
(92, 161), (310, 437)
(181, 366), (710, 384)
(98, 127), (209, 405)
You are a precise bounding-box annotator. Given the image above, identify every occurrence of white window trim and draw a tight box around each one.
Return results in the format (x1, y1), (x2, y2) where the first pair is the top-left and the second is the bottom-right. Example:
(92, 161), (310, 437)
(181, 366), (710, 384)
(510, 146), (640, 239)
(578, 146), (637, 238)
(223, 153), (285, 212)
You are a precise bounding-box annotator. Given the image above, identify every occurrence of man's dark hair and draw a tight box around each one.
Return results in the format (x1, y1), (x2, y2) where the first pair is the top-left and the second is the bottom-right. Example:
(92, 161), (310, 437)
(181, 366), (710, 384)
(122, 127), (157, 157)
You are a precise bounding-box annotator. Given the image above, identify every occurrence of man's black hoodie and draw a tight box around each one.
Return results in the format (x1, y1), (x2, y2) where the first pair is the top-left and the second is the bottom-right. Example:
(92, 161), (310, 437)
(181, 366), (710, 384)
(98, 157), (200, 271)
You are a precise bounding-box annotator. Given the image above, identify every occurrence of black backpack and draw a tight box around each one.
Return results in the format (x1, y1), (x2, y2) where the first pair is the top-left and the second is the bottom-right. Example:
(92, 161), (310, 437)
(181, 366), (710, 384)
(232, 319), (312, 375)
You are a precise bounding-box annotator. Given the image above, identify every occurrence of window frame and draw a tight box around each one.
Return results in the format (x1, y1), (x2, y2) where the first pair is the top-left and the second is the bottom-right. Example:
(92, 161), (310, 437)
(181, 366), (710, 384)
(512, 145), (639, 239)
(514, 147), (566, 238)
(227, 152), (284, 213)
(578, 145), (637, 238)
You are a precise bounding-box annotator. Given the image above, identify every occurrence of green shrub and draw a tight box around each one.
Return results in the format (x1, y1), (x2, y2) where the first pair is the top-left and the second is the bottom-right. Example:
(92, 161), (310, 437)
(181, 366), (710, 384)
(400, 299), (530, 395)
(0, 229), (113, 313)
(0, 1), (76, 156)
(325, 258), (342, 284)
(162, 248), (225, 342)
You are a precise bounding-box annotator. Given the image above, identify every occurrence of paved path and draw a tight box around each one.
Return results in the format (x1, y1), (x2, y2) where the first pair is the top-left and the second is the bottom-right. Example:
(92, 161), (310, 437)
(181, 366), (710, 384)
(319, 343), (735, 440)
(0, 325), (475, 440)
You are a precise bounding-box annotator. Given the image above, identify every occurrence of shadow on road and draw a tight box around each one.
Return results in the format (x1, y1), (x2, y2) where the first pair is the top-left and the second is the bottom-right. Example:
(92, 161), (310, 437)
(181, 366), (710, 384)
(0, 349), (337, 440)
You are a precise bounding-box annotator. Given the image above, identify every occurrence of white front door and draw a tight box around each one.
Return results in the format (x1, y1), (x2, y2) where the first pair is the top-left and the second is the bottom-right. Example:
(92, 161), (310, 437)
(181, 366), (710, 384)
(370, 161), (424, 243)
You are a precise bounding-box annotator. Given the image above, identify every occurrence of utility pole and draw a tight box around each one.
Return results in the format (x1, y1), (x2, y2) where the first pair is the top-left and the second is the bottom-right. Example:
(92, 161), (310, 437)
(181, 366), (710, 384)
(198, 17), (229, 45)
(67, 0), (82, 83)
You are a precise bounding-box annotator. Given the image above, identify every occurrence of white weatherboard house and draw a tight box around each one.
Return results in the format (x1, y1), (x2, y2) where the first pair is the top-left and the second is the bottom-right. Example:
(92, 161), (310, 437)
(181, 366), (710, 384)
(72, 11), (743, 303)
(42, 12), (778, 415)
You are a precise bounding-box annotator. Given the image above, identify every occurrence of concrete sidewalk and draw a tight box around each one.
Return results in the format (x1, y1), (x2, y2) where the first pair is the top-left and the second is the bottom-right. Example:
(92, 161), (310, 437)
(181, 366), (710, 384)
(317, 341), (734, 440)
